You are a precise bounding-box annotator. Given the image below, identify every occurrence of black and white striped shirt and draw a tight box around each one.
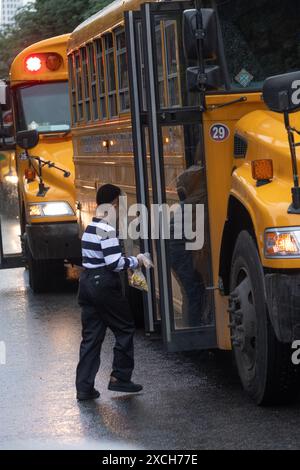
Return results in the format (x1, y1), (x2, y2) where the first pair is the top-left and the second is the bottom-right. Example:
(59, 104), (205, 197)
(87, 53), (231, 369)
(82, 217), (138, 271)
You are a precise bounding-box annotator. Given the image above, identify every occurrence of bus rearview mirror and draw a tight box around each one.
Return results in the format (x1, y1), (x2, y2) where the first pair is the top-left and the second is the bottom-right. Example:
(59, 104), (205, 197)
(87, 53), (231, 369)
(263, 71), (300, 114)
(183, 8), (218, 62)
(187, 65), (223, 92)
(16, 130), (39, 150)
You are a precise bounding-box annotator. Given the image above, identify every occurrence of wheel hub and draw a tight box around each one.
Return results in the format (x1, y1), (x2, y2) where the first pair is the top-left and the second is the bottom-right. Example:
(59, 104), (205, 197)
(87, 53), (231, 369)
(229, 274), (257, 370)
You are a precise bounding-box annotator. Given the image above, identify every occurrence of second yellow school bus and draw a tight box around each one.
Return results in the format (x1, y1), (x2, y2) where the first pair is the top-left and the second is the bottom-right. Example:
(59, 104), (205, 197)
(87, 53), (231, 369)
(67, 0), (300, 404)
(9, 34), (81, 292)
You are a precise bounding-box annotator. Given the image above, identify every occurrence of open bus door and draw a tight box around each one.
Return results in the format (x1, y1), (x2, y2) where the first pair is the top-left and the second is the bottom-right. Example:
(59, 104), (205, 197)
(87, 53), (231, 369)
(125, 1), (228, 351)
(0, 80), (23, 270)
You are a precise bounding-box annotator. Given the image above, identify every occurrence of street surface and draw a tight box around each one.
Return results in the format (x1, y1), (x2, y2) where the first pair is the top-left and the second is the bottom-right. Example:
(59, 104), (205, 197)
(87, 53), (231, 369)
(1, 268), (300, 450)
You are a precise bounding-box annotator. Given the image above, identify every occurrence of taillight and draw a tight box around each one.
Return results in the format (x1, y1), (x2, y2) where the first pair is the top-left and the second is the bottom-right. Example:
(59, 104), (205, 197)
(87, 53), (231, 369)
(25, 56), (42, 72)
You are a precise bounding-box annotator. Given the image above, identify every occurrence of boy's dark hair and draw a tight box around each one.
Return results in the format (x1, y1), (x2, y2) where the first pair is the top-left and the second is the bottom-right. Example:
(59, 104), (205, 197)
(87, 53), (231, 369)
(96, 184), (121, 206)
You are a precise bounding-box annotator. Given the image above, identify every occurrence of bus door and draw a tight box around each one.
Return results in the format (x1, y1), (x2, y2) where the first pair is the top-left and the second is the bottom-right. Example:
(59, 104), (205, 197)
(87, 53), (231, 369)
(0, 85), (23, 270)
(125, 1), (217, 351)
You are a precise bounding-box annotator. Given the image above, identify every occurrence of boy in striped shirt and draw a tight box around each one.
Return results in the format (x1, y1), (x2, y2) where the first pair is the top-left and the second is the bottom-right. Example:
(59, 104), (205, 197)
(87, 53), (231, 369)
(76, 184), (145, 400)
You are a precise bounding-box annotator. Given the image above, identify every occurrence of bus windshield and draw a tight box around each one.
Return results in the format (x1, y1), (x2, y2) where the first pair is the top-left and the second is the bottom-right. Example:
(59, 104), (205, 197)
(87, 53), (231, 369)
(207, 0), (300, 91)
(16, 81), (70, 132)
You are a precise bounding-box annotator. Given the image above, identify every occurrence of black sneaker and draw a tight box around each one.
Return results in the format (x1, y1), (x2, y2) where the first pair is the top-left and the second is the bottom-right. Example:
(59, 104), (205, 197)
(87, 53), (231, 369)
(77, 388), (100, 401)
(108, 379), (143, 393)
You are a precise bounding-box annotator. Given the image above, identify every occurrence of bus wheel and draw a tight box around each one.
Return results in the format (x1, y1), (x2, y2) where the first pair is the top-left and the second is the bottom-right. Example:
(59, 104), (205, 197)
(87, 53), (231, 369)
(229, 230), (300, 405)
(25, 241), (65, 293)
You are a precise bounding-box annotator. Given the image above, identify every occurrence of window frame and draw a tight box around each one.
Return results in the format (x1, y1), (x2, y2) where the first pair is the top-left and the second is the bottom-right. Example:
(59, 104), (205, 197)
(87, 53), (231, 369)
(104, 32), (118, 119)
(115, 27), (130, 114)
(95, 37), (108, 121)
(68, 54), (78, 126)
(74, 50), (84, 123)
(80, 46), (92, 123)
(87, 42), (100, 122)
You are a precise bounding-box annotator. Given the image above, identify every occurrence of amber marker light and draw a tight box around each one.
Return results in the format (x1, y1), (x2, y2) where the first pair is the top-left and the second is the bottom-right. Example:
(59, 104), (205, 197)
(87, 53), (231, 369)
(265, 228), (300, 258)
(25, 168), (36, 182)
(251, 159), (273, 183)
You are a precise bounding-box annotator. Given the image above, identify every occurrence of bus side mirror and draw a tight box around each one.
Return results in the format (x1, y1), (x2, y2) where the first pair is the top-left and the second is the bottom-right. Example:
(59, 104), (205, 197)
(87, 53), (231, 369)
(183, 9), (218, 62)
(187, 65), (222, 92)
(183, 8), (223, 91)
(263, 71), (300, 113)
(16, 130), (39, 150)
(263, 71), (300, 214)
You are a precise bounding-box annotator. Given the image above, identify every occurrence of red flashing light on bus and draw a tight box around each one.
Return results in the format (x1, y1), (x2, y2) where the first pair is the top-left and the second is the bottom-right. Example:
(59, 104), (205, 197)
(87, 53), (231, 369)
(25, 53), (62, 73)
(26, 56), (42, 72)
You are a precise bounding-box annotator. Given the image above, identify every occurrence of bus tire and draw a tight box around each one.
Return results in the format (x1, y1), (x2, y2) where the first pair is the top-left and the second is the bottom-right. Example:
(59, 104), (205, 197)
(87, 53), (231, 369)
(25, 241), (65, 293)
(229, 230), (300, 405)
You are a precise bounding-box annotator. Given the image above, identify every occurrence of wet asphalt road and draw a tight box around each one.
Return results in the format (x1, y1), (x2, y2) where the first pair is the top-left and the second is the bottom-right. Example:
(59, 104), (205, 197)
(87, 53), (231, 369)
(1, 268), (300, 450)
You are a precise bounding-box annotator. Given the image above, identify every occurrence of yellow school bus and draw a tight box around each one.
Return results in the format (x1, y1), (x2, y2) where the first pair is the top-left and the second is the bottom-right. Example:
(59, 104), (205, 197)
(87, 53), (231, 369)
(6, 34), (80, 291)
(67, 0), (300, 404)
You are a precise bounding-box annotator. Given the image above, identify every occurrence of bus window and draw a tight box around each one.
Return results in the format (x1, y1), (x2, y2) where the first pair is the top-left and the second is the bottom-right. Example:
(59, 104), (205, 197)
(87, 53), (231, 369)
(104, 33), (118, 118)
(16, 82), (70, 133)
(154, 20), (181, 109)
(68, 55), (77, 124)
(164, 21), (180, 107)
(116, 29), (130, 112)
(87, 43), (99, 121)
(95, 38), (107, 120)
(80, 47), (91, 122)
(203, 0), (300, 90)
(75, 52), (84, 121)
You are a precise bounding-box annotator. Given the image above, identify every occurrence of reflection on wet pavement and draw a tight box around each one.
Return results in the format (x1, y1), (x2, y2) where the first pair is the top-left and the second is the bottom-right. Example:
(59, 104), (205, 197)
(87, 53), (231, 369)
(1, 268), (300, 450)
(1, 216), (21, 255)
(0, 183), (21, 255)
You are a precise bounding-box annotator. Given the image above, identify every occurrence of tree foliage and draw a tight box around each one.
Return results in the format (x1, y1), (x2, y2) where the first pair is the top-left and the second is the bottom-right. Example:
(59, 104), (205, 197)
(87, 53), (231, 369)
(0, 0), (113, 78)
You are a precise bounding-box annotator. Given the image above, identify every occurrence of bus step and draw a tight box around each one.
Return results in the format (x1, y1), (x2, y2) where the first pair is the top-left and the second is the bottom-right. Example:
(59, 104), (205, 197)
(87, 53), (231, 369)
(0, 254), (25, 270)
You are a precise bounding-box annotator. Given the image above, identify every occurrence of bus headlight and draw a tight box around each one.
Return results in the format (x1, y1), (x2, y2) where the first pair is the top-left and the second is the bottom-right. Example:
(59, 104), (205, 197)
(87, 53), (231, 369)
(29, 202), (74, 217)
(265, 228), (300, 258)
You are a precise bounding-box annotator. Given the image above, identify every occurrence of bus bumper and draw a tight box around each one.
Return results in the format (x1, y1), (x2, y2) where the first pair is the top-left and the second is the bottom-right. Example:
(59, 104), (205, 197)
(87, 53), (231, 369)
(25, 222), (81, 261)
(265, 273), (300, 343)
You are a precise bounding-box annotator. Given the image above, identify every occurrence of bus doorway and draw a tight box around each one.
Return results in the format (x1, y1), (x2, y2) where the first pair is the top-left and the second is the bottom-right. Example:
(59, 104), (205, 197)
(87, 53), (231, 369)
(125, 1), (220, 352)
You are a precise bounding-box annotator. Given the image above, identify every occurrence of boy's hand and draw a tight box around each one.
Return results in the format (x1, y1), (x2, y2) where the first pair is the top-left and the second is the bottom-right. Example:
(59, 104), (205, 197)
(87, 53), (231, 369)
(137, 253), (154, 269)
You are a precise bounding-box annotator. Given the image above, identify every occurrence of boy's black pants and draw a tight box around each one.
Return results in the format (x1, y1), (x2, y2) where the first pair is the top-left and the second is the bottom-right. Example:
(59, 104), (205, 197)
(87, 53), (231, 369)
(76, 268), (135, 393)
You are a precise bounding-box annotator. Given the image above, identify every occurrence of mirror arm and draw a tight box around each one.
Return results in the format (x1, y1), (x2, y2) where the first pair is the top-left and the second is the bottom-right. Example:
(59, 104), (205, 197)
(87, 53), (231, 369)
(284, 112), (300, 212)
(194, 0), (207, 111)
(27, 155), (71, 197)
(207, 96), (247, 111)
(24, 155), (49, 197)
